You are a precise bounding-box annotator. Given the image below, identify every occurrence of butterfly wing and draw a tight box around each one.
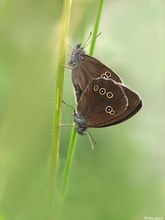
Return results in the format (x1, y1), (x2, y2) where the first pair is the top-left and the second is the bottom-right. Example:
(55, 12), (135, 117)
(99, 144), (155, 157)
(83, 55), (123, 82)
(72, 55), (123, 102)
(77, 78), (128, 128)
(109, 85), (142, 125)
(72, 66), (90, 102)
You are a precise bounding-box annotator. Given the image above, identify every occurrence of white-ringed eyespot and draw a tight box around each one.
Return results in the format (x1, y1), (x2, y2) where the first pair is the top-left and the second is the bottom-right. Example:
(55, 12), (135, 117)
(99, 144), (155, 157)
(94, 85), (99, 91)
(99, 88), (106, 95)
(105, 71), (111, 78)
(106, 92), (113, 98)
(110, 110), (115, 115)
(101, 74), (107, 78)
(105, 106), (112, 113)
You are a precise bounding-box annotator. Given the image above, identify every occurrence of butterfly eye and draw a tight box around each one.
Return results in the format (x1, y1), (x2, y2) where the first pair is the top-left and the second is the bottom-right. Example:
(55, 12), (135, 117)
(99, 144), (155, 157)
(72, 61), (76, 66)
(99, 88), (106, 95)
(93, 85), (99, 91)
(105, 106), (112, 113)
(105, 71), (111, 78)
(106, 92), (113, 98)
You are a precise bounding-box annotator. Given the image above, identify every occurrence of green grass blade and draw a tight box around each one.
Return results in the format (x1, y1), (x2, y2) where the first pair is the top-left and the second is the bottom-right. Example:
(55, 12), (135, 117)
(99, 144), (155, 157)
(61, 126), (78, 198)
(89, 0), (105, 56)
(60, 0), (105, 214)
(47, 0), (72, 219)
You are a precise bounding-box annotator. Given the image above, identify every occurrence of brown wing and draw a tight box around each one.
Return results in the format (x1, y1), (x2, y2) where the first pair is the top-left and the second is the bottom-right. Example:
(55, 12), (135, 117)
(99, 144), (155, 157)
(72, 66), (90, 102)
(83, 55), (123, 83)
(72, 55), (123, 102)
(77, 78), (128, 128)
(108, 85), (142, 125)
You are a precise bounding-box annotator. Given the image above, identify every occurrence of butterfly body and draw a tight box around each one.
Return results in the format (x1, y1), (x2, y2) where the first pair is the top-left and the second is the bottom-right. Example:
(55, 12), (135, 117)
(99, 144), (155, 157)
(73, 112), (87, 135)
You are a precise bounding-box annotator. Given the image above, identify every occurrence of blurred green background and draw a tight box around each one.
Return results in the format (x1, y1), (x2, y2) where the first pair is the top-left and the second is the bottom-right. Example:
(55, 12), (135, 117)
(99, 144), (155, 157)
(0, 0), (165, 220)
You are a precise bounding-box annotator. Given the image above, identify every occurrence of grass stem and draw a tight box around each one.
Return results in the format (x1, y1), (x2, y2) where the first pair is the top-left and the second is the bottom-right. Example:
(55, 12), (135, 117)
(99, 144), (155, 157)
(47, 0), (72, 219)
(59, 0), (105, 216)
(89, 0), (104, 56)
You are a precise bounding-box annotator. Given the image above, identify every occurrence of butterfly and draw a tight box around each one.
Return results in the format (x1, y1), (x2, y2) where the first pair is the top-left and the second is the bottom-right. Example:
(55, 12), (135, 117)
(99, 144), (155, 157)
(69, 44), (123, 102)
(68, 43), (142, 134)
(73, 77), (142, 134)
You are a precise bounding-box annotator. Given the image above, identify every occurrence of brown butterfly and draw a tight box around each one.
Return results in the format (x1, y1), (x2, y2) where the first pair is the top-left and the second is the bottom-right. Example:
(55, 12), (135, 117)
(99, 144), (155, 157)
(69, 44), (123, 102)
(73, 77), (142, 134)
(68, 44), (142, 134)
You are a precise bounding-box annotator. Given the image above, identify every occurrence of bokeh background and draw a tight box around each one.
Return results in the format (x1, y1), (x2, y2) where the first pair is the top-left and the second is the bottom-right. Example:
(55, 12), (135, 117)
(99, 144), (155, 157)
(0, 0), (165, 220)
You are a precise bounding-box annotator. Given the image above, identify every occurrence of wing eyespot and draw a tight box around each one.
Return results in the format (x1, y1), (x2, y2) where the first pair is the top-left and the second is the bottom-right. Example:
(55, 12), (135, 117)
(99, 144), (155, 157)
(101, 71), (111, 79)
(106, 92), (113, 98)
(105, 106), (115, 115)
(105, 71), (111, 78)
(105, 106), (112, 113)
(94, 85), (99, 91)
(99, 88), (106, 95)
(110, 110), (115, 115)
(101, 74), (107, 78)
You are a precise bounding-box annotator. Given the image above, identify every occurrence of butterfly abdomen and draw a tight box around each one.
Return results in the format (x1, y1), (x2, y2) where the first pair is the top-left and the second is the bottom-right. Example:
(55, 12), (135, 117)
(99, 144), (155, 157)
(73, 112), (87, 135)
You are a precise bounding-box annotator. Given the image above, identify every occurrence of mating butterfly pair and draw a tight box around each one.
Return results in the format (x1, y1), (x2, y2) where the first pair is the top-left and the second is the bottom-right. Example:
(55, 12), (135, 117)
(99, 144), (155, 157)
(68, 44), (142, 135)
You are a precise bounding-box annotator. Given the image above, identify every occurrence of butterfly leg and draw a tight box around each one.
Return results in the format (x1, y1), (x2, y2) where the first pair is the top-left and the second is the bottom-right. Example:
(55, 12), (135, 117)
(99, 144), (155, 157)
(61, 64), (72, 69)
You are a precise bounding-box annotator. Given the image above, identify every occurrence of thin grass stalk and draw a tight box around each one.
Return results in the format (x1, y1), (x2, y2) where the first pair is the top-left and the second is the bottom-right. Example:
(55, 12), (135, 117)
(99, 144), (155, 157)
(89, 0), (104, 56)
(47, 0), (72, 219)
(61, 126), (77, 197)
(60, 0), (105, 210)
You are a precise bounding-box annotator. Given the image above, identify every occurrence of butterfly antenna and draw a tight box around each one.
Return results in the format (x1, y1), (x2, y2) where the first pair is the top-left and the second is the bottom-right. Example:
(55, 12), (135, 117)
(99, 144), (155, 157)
(62, 100), (75, 110)
(65, 43), (74, 50)
(83, 32), (92, 48)
(83, 32), (102, 49)
(86, 131), (96, 150)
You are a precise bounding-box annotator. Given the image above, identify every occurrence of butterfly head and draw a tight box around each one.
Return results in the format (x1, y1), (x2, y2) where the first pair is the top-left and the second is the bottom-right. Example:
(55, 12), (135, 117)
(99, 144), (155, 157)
(73, 111), (87, 135)
(68, 44), (85, 68)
